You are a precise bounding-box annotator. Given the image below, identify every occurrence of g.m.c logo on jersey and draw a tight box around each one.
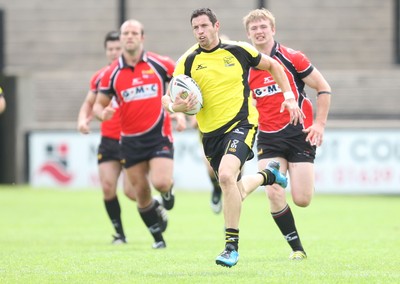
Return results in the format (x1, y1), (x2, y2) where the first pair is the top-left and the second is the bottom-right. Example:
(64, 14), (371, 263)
(122, 83), (158, 102)
(253, 83), (282, 98)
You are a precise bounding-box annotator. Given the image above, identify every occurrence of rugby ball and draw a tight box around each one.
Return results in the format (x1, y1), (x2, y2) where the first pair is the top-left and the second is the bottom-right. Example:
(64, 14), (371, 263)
(169, 74), (203, 115)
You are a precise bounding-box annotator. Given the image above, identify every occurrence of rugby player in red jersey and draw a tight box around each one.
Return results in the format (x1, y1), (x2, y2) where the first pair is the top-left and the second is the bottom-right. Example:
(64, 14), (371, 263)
(242, 9), (332, 260)
(94, 20), (185, 249)
(78, 31), (162, 245)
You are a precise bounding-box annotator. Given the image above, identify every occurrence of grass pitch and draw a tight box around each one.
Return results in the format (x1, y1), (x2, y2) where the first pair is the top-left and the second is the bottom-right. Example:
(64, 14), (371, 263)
(0, 185), (399, 283)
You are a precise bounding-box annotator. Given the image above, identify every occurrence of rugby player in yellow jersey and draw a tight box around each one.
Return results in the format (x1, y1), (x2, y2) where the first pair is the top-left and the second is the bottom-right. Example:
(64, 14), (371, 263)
(162, 8), (304, 268)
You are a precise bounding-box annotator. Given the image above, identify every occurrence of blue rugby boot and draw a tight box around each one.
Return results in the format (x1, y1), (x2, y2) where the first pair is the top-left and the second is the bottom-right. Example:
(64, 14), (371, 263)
(215, 244), (239, 268)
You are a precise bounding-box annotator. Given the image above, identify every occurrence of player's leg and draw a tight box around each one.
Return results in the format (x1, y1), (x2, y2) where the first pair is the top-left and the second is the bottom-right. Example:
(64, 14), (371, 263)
(98, 160), (126, 244)
(207, 159), (222, 214)
(124, 161), (167, 249)
(122, 170), (136, 201)
(288, 162), (314, 207)
(122, 161), (168, 233)
(98, 137), (127, 244)
(284, 134), (316, 259)
(215, 153), (242, 267)
(283, 162), (314, 259)
(256, 129), (311, 259)
(262, 158), (309, 260)
(149, 157), (175, 210)
(215, 126), (278, 267)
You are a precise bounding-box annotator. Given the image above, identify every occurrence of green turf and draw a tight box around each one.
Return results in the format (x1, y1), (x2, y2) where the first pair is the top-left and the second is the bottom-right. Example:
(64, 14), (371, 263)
(0, 185), (399, 283)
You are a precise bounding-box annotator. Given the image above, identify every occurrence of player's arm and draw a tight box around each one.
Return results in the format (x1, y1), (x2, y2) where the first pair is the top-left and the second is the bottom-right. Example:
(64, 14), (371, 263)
(256, 54), (305, 125)
(302, 69), (332, 146)
(77, 90), (96, 134)
(0, 87), (5, 114)
(93, 92), (114, 122)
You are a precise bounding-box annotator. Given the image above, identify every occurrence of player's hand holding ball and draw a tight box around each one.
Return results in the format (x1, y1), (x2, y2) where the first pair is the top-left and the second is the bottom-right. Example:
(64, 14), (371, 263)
(171, 90), (199, 114)
(168, 74), (203, 115)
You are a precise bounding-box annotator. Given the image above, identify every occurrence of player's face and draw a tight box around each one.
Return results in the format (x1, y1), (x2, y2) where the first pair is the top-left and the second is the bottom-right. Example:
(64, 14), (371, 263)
(191, 15), (220, 50)
(120, 22), (144, 54)
(105, 40), (122, 63)
(247, 18), (275, 47)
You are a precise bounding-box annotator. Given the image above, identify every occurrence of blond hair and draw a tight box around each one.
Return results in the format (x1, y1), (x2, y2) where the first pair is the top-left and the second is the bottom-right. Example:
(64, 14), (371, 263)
(243, 8), (276, 31)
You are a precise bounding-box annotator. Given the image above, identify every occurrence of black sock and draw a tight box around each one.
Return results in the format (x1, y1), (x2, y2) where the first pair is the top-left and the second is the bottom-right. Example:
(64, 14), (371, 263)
(104, 197), (125, 237)
(258, 169), (276, 186)
(210, 175), (221, 194)
(271, 205), (304, 252)
(138, 200), (164, 243)
(225, 228), (239, 251)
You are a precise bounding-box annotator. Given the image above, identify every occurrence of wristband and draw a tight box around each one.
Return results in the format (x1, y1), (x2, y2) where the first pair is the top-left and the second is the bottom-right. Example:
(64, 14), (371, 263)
(0, 87), (3, 97)
(283, 91), (295, 100)
(317, 91), (332, 96)
(168, 102), (175, 113)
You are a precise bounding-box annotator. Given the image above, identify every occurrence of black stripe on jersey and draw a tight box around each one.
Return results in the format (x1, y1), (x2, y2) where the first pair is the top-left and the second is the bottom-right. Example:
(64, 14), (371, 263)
(183, 48), (201, 78)
(147, 57), (170, 84)
(273, 46), (314, 111)
(276, 54), (308, 94)
(100, 65), (120, 99)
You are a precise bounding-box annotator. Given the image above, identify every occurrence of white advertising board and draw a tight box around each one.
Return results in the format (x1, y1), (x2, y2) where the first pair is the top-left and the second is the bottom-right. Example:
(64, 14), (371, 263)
(28, 129), (400, 194)
(29, 131), (101, 188)
(313, 129), (400, 193)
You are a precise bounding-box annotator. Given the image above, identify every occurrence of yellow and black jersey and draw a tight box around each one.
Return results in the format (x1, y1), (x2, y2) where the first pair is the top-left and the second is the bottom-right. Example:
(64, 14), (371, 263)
(174, 40), (261, 137)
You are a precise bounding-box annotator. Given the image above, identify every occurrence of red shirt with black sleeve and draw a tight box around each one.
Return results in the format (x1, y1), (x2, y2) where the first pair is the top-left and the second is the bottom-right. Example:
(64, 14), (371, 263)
(249, 42), (314, 134)
(99, 51), (175, 139)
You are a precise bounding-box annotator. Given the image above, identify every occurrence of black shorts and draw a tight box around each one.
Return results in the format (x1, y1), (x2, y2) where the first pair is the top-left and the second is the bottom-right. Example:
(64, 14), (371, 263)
(257, 128), (316, 163)
(97, 136), (123, 165)
(202, 125), (257, 175)
(120, 135), (174, 169)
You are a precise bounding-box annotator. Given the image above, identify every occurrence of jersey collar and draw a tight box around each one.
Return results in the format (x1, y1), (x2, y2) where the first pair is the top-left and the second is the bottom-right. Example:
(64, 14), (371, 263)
(118, 50), (148, 69)
(270, 41), (279, 57)
(197, 40), (221, 53)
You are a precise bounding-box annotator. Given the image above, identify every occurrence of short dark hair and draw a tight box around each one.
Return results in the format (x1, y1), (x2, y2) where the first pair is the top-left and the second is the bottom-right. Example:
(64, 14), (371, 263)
(104, 31), (120, 48)
(190, 8), (218, 25)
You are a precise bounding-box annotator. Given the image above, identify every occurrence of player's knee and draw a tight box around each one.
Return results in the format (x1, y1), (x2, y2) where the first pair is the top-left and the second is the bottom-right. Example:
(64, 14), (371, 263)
(153, 180), (172, 193)
(123, 187), (136, 201)
(293, 195), (312, 207)
(266, 185), (285, 201)
(102, 180), (117, 198)
(217, 170), (236, 188)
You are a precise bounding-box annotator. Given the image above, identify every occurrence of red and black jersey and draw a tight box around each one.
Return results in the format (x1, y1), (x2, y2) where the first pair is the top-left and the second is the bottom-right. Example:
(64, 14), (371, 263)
(90, 66), (121, 140)
(249, 42), (314, 133)
(99, 51), (175, 139)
